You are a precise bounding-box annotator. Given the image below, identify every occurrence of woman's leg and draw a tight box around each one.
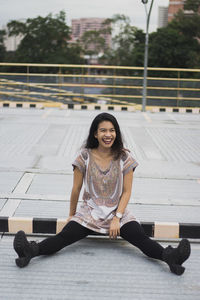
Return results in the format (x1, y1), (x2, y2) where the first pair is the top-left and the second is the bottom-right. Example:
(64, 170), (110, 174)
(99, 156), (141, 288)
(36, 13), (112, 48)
(38, 221), (93, 255)
(120, 221), (164, 260)
(120, 221), (191, 275)
(14, 221), (93, 267)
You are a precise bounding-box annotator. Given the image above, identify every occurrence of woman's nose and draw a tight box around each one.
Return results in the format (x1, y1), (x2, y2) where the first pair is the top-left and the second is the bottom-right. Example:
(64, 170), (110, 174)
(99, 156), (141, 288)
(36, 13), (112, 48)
(105, 132), (111, 136)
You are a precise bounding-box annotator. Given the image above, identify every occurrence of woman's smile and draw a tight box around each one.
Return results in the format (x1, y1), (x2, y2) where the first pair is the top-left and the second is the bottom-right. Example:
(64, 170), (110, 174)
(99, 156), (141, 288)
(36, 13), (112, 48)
(102, 137), (113, 144)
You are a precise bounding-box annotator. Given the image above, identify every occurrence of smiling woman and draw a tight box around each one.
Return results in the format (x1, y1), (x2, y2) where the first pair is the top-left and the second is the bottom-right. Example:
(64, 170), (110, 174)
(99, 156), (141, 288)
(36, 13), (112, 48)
(13, 112), (191, 275)
(69, 113), (138, 233)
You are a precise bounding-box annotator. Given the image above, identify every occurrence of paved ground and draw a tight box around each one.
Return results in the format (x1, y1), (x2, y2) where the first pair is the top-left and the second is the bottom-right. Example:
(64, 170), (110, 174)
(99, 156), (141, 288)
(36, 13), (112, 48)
(1, 236), (200, 300)
(0, 108), (200, 299)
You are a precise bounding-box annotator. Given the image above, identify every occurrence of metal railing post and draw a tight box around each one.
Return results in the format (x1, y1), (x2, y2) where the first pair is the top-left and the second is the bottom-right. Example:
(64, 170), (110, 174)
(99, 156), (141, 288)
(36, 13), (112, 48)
(81, 66), (84, 102)
(177, 70), (180, 107)
(27, 65), (29, 95)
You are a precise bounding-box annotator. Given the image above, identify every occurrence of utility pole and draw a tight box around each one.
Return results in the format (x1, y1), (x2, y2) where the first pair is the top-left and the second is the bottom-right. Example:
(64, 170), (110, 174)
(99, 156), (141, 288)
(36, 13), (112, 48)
(141, 0), (154, 112)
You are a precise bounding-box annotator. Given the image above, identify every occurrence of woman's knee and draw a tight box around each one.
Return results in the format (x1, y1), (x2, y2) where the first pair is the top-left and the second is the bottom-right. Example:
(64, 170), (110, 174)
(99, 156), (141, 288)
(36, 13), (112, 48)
(120, 221), (147, 241)
(60, 221), (91, 240)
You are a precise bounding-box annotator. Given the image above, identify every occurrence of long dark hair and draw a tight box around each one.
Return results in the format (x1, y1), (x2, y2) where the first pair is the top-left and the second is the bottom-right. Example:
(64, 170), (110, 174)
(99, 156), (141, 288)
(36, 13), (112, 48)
(85, 113), (124, 159)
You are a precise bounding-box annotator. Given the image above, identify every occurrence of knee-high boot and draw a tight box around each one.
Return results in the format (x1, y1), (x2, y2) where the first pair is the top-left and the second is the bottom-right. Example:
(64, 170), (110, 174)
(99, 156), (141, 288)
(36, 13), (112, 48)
(13, 230), (39, 268)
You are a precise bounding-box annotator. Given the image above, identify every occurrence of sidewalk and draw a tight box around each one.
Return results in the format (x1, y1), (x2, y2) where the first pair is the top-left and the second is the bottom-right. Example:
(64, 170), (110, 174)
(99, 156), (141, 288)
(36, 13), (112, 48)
(0, 108), (200, 299)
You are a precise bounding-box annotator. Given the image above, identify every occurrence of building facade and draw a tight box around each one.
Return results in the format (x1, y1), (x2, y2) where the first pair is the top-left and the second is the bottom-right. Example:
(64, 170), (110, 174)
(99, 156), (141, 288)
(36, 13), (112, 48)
(158, 6), (168, 28)
(71, 18), (111, 51)
(168, 0), (185, 22)
(168, 0), (200, 22)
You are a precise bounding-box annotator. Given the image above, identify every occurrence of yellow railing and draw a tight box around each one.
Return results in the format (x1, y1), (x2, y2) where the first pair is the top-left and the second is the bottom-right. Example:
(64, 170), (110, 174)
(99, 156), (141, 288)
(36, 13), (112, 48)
(0, 62), (200, 108)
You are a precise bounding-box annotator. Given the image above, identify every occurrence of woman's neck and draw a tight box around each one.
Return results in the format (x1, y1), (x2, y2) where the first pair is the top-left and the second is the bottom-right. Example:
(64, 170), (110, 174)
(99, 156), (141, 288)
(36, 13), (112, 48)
(93, 146), (112, 158)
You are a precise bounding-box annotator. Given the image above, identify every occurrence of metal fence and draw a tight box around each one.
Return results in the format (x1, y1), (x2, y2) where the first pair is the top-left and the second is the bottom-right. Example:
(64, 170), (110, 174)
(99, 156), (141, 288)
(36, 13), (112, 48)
(0, 63), (200, 108)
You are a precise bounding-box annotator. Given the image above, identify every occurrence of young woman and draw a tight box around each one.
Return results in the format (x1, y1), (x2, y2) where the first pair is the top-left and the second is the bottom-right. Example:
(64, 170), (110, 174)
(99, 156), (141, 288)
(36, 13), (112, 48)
(13, 112), (190, 275)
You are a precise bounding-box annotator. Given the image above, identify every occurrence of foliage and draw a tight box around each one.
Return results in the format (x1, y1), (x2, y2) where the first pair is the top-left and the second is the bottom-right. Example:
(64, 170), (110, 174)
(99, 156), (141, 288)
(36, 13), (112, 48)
(81, 30), (106, 55)
(6, 11), (84, 67)
(148, 26), (200, 69)
(0, 29), (6, 61)
(169, 10), (200, 39)
(103, 15), (145, 68)
(103, 9), (200, 69)
(161, 5), (200, 69)
(80, 18), (111, 57)
(184, 0), (200, 12)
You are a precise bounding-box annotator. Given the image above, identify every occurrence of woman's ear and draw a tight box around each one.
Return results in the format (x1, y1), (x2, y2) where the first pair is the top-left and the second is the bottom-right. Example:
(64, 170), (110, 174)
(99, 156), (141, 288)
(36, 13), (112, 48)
(94, 131), (97, 138)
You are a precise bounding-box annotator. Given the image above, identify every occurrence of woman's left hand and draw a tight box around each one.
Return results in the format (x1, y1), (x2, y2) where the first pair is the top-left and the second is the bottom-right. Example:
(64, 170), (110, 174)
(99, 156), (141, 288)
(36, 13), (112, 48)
(109, 217), (120, 239)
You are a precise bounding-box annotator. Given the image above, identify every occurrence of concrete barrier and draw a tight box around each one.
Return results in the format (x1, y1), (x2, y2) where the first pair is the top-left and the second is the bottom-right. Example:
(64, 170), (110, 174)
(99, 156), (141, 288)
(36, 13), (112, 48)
(1, 216), (200, 238)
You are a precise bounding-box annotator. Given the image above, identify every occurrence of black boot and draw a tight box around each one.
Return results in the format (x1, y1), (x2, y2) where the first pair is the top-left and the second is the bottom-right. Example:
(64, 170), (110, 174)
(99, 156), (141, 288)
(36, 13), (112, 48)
(162, 239), (191, 275)
(13, 230), (39, 268)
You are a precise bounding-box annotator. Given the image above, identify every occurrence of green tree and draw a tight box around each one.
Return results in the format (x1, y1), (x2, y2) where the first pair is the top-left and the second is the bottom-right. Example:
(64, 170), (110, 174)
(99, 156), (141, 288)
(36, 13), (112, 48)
(0, 29), (6, 61)
(105, 10), (200, 69)
(147, 0), (200, 70)
(81, 30), (106, 55)
(184, 0), (200, 12)
(7, 11), (84, 65)
(169, 10), (200, 39)
(148, 26), (200, 68)
(103, 14), (145, 67)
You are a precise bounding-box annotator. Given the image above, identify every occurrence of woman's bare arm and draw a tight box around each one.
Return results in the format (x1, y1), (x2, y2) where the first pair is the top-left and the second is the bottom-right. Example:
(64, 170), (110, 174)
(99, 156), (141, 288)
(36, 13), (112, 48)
(116, 170), (133, 215)
(68, 167), (84, 218)
(109, 170), (133, 238)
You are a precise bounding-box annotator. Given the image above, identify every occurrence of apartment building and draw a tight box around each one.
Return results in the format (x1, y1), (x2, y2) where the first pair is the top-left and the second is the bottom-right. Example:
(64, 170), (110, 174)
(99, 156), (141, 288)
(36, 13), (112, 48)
(168, 0), (184, 22)
(71, 18), (111, 51)
(158, 6), (168, 28)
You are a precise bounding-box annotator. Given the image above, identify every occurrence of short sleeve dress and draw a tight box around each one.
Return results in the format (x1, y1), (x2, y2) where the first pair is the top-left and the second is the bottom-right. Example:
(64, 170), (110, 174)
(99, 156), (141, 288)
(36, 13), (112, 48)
(70, 148), (138, 234)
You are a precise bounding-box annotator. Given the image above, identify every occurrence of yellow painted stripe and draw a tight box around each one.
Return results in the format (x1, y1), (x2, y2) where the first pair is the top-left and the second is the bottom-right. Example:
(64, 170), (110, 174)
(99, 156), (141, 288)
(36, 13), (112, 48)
(142, 112), (152, 123)
(1, 62), (200, 72)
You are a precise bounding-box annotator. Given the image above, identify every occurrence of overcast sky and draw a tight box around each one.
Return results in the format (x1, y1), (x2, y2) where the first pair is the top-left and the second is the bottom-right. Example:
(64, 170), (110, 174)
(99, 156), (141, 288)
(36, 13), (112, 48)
(0, 0), (169, 32)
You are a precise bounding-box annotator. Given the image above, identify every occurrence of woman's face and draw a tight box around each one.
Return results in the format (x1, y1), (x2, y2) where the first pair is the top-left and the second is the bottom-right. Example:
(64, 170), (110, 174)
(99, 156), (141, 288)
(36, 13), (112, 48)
(94, 121), (116, 149)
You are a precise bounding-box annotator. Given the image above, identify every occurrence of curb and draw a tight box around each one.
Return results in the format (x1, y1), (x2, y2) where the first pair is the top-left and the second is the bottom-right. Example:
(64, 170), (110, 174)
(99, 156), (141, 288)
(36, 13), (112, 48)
(0, 101), (200, 114)
(0, 217), (200, 239)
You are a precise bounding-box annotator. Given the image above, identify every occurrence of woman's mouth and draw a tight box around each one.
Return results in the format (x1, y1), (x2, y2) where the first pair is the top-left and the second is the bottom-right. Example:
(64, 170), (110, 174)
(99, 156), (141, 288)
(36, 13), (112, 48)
(102, 138), (112, 144)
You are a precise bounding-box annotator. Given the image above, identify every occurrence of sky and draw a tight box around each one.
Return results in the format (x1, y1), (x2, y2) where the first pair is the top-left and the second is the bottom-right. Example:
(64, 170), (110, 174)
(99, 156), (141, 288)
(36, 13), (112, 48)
(0, 0), (169, 32)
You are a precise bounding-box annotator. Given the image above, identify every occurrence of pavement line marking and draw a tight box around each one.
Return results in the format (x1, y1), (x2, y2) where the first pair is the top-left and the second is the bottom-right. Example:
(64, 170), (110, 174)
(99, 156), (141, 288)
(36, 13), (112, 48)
(142, 112), (152, 123)
(57, 126), (72, 156)
(41, 109), (52, 119)
(13, 173), (35, 194)
(0, 173), (36, 217)
(0, 199), (21, 217)
(0, 193), (66, 201)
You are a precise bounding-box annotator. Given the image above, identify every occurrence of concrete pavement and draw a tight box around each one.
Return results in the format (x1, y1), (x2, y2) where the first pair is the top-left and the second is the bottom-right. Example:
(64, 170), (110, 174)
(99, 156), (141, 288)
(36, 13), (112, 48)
(0, 107), (200, 299)
(1, 236), (200, 300)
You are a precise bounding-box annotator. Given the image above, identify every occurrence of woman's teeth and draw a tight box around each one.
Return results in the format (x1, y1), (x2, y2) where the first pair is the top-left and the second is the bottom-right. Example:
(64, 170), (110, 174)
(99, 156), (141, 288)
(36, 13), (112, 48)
(103, 139), (112, 144)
